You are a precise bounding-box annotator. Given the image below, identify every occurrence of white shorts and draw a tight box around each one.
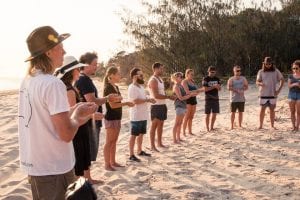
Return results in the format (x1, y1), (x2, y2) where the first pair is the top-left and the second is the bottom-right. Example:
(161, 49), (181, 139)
(259, 98), (277, 106)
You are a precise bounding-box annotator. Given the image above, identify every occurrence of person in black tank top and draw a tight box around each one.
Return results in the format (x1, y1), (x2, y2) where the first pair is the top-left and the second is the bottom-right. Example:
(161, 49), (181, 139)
(182, 69), (204, 136)
(54, 56), (104, 184)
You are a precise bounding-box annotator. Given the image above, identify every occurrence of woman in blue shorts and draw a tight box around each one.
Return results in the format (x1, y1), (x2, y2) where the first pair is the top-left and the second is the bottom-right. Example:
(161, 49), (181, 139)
(288, 60), (300, 131)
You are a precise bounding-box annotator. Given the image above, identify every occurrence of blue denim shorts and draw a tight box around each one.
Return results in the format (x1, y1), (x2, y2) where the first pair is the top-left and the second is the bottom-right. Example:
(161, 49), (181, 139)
(288, 92), (300, 101)
(131, 120), (147, 136)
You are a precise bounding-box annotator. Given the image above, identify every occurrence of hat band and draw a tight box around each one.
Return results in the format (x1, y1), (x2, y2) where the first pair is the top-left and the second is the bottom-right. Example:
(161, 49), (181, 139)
(60, 60), (80, 73)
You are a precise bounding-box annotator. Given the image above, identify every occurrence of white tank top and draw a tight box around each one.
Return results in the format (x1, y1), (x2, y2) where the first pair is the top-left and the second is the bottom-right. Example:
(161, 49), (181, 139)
(149, 75), (166, 105)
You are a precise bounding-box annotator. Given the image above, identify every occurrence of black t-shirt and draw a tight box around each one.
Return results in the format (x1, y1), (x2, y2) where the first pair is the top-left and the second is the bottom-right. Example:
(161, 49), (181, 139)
(103, 83), (122, 120)
(75, 73), (102, 127)
(202, 76), (221, 100)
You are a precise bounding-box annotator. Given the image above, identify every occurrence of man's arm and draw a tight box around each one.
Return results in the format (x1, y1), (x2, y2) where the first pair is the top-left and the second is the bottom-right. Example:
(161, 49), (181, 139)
(51, 102), (98, 142)
(149, 78), (169, 99)
(84, 93), (106, 105)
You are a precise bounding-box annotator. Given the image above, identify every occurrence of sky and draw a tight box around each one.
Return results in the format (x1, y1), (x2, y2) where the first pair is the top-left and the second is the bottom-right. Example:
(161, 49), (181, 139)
(0, 0), (282, 83)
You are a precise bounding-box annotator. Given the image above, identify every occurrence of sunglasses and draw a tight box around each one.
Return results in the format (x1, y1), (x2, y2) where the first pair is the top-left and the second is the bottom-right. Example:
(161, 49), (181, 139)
(236, 70), (241, 72)
(292, 68), (299, 70)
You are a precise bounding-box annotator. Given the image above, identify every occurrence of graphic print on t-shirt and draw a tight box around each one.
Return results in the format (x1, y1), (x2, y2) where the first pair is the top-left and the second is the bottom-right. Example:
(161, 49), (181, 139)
(18, 87), (32, 128)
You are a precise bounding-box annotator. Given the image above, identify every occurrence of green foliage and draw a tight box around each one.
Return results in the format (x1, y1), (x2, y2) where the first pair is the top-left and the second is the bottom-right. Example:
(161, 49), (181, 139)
(119, 0), (300, 80)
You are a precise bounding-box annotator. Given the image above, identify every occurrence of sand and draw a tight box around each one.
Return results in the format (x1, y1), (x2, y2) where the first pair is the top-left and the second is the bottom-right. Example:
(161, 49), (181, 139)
(1, 83), (300, 200)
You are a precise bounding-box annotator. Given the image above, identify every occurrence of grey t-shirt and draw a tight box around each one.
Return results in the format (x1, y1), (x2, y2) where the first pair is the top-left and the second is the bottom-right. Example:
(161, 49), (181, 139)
(256, 68), (283, 98)
(229, 76), (246, 102)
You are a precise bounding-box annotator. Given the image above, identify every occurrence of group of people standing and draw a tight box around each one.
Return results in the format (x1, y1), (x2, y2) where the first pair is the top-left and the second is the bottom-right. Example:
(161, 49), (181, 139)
(18, 25), (300, 200)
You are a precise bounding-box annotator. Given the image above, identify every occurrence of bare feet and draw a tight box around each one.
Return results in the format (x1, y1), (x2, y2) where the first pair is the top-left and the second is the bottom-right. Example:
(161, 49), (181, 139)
(258, 126), (263, 129)
(188, 132), (195, 136)
(271, 126), (277, 130)
(157, 144), (168, 148)
(111, 162), (125, 168)
(88, 179), (104, 185)
(150, 146), (160, 152)
(105, 165), (116, 171)
(183, 132), (187, 136)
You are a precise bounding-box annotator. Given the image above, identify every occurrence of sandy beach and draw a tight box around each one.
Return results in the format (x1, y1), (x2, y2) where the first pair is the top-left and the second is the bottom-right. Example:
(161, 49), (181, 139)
(1, 83), (300, 200)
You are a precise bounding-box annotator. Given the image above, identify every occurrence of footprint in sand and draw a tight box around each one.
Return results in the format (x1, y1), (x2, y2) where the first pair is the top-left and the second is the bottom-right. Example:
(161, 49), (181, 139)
(172, 184), (193, 190)
(135, 171), (150, 177)
(186, 191), (210, 199)
(107, 178), (128, 186)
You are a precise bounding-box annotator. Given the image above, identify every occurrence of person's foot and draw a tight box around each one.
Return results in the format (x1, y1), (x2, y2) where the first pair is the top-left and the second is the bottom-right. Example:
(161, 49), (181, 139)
(179, 138), (184, 142)
(88, 179), (104, 185)
(138, 151), (151, 157)
(111, 162), (125, 167)
(271, 126), (277, 130)
(150, 146), (160, 152)
(188, 132), (195, 136)
(158, 144), (168, 148)
(105, 165), (116, 171)
(183, 132), (187, 136)
(129, 155), (141, 162)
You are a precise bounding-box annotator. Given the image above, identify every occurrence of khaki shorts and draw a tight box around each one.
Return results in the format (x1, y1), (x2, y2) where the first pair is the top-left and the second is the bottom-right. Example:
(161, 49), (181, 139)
(28, 169), (75, 200)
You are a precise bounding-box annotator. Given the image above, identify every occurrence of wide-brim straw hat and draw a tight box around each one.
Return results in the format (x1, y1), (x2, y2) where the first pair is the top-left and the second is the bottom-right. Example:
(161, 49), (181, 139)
(54, 56), (88, 79)
(25, 26), (70, 62)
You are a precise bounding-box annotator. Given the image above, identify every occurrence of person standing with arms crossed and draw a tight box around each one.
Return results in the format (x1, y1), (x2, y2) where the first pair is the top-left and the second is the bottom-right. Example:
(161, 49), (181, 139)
(227, 65), (248, 130)
(19, 26), (98, 199)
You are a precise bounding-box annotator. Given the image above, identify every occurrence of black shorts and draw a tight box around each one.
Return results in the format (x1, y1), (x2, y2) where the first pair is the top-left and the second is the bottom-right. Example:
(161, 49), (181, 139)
(131, 120), (147, 136)
(205, 100), (220, 114)
(151, 104), (167, 121)
(231, 102), (245, 112)
(186, 97), (197, 105)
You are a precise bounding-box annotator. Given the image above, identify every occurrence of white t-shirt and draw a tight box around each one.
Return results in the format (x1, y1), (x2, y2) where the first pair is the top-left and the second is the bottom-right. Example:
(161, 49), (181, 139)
(18, 71), (75, 176)
(128, 84), (149, 121)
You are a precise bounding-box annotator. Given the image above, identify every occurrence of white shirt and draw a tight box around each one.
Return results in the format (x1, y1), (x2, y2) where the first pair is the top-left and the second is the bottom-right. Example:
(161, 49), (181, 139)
(18, 71), (75, 176)
(148, 76), (166, 105)
(128, 84), (149, 121)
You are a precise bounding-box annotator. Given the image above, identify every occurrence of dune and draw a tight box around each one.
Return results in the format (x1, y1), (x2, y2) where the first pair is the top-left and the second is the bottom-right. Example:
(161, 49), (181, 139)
(1, 82), (300, 200)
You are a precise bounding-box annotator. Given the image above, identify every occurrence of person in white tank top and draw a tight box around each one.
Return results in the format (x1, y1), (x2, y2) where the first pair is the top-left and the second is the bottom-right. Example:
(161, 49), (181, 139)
(148, 62), (176, 152)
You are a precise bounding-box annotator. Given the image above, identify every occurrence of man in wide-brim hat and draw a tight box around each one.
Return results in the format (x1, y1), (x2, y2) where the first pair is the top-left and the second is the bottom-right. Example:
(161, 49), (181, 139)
(256, 56), (284, 130)
(18, 26), (98, 199)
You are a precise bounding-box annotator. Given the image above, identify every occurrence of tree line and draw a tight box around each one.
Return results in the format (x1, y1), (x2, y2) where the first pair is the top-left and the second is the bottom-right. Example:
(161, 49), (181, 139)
(107, 0), (300, 83)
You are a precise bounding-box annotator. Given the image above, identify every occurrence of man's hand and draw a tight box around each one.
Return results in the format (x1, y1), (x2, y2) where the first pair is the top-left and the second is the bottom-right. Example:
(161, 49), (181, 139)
(168, 95), (177, 101)
(148, 98), (156, 104)
(126, 102), (135, 107)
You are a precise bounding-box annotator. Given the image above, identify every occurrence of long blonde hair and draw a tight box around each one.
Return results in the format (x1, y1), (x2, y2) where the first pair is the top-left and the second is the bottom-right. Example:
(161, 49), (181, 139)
(27, 54), (53, 76)
(103, 66), (119, 91)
